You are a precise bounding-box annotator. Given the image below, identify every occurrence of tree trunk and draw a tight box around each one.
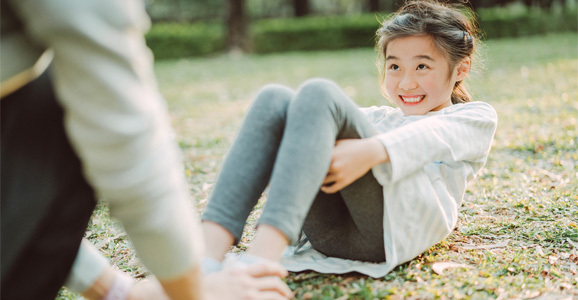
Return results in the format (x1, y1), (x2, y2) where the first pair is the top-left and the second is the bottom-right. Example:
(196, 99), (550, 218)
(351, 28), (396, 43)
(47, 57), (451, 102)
(469, 0), (480, 11)
(293, 0), (309, 17)
(226, 0), (248, 52)
(369, 0), (380, 12)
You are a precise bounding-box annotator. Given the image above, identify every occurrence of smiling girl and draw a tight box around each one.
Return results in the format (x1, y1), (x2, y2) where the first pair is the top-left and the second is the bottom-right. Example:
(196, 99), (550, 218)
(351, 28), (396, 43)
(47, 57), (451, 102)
(200, 0), (498, 277)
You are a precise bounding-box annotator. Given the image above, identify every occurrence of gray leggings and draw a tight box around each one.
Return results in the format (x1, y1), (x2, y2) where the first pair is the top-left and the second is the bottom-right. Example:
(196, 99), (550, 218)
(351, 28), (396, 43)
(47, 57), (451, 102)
(201, 79), (386, 262)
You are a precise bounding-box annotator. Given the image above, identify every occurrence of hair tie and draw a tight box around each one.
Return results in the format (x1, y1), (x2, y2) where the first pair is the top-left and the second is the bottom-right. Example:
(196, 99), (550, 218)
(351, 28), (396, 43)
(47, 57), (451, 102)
(463, 31), (472, 43)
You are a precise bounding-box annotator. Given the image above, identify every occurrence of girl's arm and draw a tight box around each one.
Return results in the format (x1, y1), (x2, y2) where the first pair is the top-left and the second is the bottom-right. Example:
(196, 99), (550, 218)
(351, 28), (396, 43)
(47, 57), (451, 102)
(322, 102), (497, 192)
(11, 1), (204, 296)
(372, 102), (498, 185)
(322, 138), (389, 194)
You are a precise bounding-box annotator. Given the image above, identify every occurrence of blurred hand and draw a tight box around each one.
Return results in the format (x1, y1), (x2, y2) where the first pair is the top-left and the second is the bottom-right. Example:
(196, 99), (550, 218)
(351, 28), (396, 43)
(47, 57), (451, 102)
(322, 138), (389, 194)
(128, 260), (291, 300)
(128, 277), (170, 300)
(204, 261), (293, 300)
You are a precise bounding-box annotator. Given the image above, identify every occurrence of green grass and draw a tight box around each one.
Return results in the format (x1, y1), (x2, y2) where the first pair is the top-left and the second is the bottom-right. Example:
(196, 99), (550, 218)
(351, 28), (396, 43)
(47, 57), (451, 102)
(58, 32), (577, 299)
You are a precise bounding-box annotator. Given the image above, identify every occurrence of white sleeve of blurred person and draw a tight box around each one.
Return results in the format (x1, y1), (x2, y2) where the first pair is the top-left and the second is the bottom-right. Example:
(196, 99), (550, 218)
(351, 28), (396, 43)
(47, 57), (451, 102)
(8, 0), (204, 296)
(64, 240), (171, 300)
(65, 240), (292, 300)
(64, 240), (109, 295)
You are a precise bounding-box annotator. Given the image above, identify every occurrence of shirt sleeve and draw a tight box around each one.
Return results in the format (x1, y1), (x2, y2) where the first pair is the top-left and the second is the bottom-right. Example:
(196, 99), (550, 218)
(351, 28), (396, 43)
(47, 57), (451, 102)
(10, 0), (203, 279)
(358, 105), (397, 124)
(64, 240), (109, 294)
(371, 102), (498, 186)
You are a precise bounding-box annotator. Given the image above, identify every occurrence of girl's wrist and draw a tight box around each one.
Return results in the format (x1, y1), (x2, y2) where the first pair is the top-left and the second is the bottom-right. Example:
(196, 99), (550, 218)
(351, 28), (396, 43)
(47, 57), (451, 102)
(103, 272), (134, 300)
(367, 137), (390, 165)
(81, 267), (116, 300)
(80, 265), (137, 300)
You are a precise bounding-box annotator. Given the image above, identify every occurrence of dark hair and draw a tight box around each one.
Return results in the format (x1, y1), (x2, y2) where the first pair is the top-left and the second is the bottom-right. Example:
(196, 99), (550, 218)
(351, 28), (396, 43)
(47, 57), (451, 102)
(376, 0), (480, 104)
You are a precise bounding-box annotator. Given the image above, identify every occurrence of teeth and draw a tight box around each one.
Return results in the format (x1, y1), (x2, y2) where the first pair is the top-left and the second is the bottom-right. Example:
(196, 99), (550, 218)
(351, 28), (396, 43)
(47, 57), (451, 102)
(402, 96), (423, 103)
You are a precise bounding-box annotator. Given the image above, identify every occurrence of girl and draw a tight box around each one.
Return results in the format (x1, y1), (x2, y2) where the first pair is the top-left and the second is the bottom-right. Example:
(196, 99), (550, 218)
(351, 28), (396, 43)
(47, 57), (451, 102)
(201, 0), (498, 277)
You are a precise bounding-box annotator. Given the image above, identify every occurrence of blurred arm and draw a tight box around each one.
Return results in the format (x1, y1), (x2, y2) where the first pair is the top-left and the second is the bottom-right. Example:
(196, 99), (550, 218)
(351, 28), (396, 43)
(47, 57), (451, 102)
(9, 0), (204, 297)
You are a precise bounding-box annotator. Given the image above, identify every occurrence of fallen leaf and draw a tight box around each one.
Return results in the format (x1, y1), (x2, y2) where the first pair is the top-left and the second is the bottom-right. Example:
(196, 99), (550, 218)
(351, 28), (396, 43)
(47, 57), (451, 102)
(431, 261), (472, 275)
(541, 268), (550, 277)
(536, 245), (545, 256)
(524, 291), (541, 299)
(495, 288), (506, 300)
(567, 238), (578, 249)
(527, 292), (573, 300)
(459, 240), (510, 250)
(533, 167), (562, 181)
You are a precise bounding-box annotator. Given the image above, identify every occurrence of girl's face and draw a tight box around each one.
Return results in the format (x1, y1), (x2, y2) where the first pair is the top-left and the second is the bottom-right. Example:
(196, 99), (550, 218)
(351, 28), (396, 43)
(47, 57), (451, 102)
(384, 35), (469, 115)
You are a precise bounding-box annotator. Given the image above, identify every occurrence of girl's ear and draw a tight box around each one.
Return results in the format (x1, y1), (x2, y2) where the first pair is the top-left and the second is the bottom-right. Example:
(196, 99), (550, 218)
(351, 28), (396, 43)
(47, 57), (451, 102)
(455, 57), (471, 81)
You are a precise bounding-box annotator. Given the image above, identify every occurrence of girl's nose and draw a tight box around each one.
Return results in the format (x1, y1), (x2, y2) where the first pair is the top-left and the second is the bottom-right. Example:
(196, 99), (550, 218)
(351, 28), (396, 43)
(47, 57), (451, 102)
(399, 74), (418, 90)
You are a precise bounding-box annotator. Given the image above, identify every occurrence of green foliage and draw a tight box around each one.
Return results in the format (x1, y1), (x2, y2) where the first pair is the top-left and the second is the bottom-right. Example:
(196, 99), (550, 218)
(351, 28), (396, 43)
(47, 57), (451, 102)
(144, 6), (577, 59)
(251, 8), (578, 53)
(477, 6), (578, 38)
(145, 22), (225, 60)
(251, 14), (382, 53)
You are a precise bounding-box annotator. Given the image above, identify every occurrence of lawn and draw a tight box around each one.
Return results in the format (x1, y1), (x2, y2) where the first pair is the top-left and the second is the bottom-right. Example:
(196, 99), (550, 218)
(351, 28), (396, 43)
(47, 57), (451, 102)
(58, 32), (577, 299)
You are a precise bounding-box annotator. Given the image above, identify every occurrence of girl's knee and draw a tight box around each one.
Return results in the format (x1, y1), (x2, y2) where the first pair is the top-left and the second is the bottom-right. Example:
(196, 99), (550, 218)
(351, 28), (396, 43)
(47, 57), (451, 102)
(298, 78), (339, 97)
(295, 78), (346, 111)
(252, 84), (293, 113)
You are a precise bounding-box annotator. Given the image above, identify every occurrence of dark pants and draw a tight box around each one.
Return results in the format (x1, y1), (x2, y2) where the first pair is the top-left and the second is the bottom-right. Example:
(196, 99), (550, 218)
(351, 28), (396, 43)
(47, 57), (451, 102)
(1, 71), (97, 300)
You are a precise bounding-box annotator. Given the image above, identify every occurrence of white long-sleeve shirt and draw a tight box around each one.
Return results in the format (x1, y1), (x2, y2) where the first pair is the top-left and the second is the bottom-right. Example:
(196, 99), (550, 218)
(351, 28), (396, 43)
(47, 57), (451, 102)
(281, 101), (498, 277)
(2, 0), (202, 281)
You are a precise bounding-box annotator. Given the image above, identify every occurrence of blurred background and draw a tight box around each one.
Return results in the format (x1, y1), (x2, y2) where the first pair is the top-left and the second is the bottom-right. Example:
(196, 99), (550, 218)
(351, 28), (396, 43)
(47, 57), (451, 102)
(142, 0), (578, 59)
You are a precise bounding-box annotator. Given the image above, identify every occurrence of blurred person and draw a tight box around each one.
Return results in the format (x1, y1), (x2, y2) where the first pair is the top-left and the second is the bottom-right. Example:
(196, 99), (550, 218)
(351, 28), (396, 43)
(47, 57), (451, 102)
(0, 0), (291, 299)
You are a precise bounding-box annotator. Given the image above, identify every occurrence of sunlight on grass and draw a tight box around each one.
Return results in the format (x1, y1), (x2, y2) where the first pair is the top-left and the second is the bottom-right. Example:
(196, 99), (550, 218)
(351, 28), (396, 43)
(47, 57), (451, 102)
(58, 32), (577, 299)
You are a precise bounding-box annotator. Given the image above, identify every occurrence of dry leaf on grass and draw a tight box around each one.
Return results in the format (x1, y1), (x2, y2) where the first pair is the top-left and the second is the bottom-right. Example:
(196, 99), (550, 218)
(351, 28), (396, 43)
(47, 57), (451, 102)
(536, 245), (545, 256)
(459, 240), (510, 250)
(431, 261), (472, 275)
(567, 238), (578, 249)
(526, 292), (574, 300)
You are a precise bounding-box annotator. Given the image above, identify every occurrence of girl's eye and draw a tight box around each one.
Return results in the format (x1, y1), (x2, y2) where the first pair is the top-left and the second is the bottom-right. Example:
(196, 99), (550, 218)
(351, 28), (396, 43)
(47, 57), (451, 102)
(389, 64), (400, 71)
(417, 64), (428, 70)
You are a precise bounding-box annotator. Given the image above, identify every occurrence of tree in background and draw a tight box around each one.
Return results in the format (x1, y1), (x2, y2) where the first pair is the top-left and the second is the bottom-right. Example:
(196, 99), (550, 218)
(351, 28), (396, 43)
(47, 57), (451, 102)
(368, 0), (380, 12)
(227, 0), (249, 52)
(146, 0), (572, 22)
(293, 0), (310, 16)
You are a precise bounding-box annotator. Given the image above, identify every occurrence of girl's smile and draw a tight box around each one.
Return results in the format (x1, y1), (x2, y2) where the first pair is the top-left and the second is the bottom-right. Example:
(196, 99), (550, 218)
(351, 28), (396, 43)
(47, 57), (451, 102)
(384, 35), (469, 115)
(399, 95), (425, 104)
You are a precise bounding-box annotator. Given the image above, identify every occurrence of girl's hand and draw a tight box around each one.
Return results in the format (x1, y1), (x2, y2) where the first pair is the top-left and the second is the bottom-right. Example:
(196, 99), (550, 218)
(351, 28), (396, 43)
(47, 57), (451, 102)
(128, 277), (170, 300)
(321, 138), (389, 194)
(204, 262), (293, 300)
